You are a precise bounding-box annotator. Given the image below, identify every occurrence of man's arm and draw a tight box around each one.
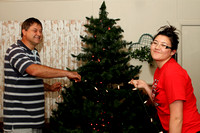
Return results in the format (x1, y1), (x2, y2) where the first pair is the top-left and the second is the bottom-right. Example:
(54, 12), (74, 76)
(26, 64), (81, 81)
(44, 82), (61, 91)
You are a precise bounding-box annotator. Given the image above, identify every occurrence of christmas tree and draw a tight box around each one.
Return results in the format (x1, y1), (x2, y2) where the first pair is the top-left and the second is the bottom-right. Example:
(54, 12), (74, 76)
(49, 1), (162, 133)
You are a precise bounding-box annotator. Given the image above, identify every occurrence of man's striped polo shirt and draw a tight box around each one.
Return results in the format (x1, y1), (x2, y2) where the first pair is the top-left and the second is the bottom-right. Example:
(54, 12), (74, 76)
(4, 40), (45, 131)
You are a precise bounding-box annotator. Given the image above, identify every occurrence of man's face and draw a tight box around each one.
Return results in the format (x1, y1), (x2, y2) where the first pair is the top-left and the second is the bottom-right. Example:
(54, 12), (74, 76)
(22, 23), (43, 46)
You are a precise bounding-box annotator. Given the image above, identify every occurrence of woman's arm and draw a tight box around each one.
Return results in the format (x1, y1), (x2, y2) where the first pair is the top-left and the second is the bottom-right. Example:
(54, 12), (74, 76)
(129, 79), (153, 101)
(169, 100), (183, 133)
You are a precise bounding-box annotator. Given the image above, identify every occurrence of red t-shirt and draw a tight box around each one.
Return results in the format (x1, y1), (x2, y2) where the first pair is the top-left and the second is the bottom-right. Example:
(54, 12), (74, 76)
(152, 58), (200, 133)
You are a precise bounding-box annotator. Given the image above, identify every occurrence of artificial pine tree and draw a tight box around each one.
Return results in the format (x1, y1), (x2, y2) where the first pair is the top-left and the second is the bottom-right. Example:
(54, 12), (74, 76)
(50, 1), (162, 133)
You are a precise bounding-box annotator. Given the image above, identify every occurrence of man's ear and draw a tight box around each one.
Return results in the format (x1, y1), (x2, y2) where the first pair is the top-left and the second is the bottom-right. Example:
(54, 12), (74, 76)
(22, 29), (26, 36)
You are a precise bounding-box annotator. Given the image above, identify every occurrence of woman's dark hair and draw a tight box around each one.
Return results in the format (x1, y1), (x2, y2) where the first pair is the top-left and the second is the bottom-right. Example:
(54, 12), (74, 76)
(153, 25), (179, 51)
(21, 17), (42, 37)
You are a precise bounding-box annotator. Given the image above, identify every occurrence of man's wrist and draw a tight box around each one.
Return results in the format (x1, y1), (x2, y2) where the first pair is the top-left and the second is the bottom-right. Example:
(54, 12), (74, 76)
(44, 83), (51, 91)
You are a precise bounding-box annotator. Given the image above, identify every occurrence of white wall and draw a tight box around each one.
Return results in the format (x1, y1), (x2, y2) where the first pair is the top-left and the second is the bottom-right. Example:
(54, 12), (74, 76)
(182, 25), (200, 111)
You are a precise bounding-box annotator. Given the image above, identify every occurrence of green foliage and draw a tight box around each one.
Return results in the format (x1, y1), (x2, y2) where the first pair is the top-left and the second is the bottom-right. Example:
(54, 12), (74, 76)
(50, 1), (163, 133)
(129, 33), (153, 64)
(131, 46), (153, 64)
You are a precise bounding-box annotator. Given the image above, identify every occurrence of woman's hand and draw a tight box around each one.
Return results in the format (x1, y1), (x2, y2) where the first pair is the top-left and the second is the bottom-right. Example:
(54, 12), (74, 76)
(129, 79), (153, 101)
(129, 79), (148, 89)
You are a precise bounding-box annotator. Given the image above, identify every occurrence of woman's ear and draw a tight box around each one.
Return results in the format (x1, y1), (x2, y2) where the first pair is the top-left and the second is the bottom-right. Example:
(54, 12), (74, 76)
(171, 50), (176, 56)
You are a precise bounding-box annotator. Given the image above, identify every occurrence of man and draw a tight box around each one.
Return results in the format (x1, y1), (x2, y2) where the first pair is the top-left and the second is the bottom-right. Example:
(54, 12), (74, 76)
(3, 17), (81, 133)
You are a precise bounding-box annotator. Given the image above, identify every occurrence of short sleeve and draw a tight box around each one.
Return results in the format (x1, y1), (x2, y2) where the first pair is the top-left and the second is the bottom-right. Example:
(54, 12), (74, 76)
(164, 69), (187, 104)
(8, 47), (34, 75)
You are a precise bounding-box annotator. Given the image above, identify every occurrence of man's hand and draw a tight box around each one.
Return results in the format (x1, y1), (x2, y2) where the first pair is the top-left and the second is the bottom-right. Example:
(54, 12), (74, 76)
(44, 82), (62, 92)
(49, 82), (62, 92)
(67, 71), (81, 82)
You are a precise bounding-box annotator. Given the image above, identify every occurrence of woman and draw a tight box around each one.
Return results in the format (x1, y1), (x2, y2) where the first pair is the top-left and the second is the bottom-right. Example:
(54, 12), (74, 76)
(129, 25), (200, 133)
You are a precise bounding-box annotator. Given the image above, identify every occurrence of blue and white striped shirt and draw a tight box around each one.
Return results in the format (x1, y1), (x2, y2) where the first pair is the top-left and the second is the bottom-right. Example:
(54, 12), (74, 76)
(4, 40), (45, 131)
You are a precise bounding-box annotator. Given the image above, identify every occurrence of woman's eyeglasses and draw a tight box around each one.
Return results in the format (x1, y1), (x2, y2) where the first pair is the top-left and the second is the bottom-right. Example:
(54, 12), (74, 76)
(151, 41), (172, 49)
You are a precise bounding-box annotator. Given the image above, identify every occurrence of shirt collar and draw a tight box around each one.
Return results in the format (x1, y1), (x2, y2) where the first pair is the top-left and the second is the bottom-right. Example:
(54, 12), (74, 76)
(17, 40), (37, 53)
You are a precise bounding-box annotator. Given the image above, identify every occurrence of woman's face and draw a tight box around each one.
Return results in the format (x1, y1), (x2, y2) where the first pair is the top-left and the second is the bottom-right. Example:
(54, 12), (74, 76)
(150, 35), (176, 63)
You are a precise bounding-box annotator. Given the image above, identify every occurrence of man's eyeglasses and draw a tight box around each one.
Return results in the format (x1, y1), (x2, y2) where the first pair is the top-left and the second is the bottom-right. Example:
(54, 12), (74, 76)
(151, 41), (172, 49)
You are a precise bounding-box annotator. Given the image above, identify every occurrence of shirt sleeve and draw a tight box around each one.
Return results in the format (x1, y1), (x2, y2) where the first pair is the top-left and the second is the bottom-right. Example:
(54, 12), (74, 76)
(8, 47), (34, 75)
(164, 68), (187, 104)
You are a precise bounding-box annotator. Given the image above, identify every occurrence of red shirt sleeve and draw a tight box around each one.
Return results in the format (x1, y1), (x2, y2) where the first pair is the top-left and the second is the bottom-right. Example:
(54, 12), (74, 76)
(163, 66), (187, 104)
